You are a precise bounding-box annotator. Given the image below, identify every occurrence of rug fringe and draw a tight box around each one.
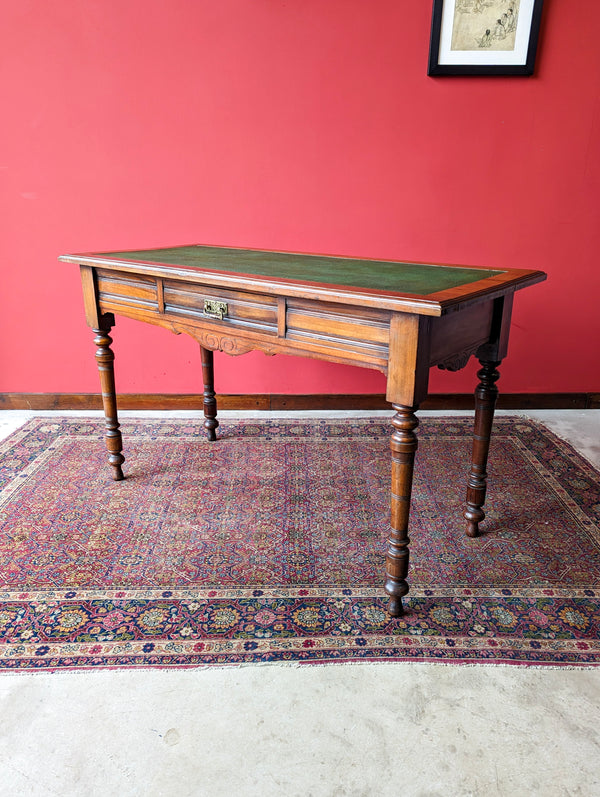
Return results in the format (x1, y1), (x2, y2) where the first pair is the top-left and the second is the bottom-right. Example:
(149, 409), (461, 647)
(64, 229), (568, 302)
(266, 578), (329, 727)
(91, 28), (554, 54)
(1, 658), (599, 678)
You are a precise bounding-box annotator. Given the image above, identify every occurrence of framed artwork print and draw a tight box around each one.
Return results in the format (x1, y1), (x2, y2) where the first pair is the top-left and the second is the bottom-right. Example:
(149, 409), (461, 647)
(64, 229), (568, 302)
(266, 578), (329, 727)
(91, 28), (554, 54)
(428, 0), (544, 76)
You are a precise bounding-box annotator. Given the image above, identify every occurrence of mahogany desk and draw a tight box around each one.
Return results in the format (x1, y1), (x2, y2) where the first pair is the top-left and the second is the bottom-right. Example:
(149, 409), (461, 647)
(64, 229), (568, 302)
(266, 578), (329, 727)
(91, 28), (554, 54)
(60, 245), (546, 617)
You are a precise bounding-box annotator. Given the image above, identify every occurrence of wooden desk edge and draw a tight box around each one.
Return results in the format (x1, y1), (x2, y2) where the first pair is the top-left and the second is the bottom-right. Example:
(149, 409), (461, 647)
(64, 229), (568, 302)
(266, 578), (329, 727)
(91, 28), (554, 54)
(434, 269), (547, 313)
(59, 253), (546, 318)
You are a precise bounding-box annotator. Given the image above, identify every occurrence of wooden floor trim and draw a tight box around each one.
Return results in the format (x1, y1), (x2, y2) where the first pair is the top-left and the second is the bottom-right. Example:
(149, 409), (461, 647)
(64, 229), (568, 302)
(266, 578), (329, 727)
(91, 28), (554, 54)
(1, 392), (598, 411)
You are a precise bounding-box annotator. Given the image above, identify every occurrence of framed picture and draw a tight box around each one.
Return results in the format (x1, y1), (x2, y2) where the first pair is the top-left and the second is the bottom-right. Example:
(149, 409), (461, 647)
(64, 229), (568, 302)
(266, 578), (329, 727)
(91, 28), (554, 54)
(428, 0), (544, 76)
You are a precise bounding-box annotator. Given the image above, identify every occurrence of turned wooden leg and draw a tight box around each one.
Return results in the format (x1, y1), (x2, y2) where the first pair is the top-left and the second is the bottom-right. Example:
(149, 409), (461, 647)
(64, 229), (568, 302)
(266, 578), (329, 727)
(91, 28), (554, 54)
(464, 359), (500, 537)
(93, 318), (125, 481)
(385, 404), (419, 618)
(200, 346), (219, 442)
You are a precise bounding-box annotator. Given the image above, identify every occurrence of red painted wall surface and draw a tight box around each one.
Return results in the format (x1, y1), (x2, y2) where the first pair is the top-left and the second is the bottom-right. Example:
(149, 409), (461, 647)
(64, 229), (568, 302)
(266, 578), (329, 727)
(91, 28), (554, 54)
(2, 1), (599, 396)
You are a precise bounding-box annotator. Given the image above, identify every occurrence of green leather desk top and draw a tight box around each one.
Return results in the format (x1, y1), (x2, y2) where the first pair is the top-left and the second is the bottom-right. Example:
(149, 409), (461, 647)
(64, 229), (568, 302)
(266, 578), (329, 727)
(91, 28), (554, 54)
(87, 245), (503, 297)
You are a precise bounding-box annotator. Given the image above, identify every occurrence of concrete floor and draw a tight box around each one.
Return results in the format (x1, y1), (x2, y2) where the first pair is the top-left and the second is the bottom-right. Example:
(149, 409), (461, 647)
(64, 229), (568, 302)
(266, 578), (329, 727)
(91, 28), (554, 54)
(0, 410), (599, 797)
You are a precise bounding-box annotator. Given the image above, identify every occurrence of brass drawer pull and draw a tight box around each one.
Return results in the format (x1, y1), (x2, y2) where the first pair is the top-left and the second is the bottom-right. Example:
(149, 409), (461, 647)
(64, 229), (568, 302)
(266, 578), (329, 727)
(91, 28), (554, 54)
(203, 299), (228, 320)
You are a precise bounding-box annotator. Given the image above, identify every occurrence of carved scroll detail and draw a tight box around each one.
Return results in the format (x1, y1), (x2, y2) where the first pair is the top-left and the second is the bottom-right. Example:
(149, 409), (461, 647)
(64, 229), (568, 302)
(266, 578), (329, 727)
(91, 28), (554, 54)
(166, 321), (257, 356)
(195, 331), (255, 355)
(437, 345), (480, 372)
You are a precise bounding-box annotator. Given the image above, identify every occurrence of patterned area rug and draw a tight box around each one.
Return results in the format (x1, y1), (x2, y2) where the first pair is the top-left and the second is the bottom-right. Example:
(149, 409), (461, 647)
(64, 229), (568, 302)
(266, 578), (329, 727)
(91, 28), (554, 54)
(0, 416), (599, 670)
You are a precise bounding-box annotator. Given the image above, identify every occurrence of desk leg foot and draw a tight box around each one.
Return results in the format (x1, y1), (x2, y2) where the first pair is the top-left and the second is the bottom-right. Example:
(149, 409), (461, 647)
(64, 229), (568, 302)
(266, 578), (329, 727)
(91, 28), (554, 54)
(93, 320), (125, 481)
(387, 595), (405, 618)
(385, 404), (419, 618)
(200, 346), (219, 442)
(464, 359), (500, 537)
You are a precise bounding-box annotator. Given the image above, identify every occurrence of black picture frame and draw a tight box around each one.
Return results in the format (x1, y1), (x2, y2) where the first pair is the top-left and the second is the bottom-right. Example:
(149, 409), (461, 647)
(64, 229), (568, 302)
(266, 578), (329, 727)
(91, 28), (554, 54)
(428, 0), (544, 76)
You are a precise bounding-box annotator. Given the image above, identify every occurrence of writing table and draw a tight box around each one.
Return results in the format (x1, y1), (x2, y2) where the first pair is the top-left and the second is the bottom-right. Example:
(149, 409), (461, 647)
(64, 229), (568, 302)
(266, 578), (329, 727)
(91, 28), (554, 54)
(59, 245), (546, 617)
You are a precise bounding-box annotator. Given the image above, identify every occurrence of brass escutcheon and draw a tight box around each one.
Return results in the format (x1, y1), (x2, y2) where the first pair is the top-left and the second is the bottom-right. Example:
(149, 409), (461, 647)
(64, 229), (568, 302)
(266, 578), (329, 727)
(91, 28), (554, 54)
(203, 299), (228, 320)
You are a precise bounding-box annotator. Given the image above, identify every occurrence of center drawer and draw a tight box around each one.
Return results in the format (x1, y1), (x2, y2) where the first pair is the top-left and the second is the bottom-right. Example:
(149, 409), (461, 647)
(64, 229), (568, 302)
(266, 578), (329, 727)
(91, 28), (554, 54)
(162, 279), (279, 336)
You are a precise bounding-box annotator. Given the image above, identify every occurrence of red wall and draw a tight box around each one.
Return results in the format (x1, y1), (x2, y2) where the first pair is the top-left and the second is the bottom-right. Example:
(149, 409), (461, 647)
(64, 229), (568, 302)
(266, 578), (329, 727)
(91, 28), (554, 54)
(2, 1), (599, 397)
